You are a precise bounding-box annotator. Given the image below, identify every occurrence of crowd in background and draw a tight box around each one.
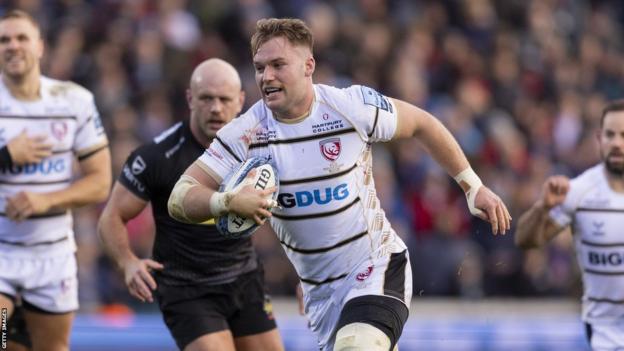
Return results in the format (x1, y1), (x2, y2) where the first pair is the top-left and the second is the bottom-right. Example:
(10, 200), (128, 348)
(3, 0), (623, 312)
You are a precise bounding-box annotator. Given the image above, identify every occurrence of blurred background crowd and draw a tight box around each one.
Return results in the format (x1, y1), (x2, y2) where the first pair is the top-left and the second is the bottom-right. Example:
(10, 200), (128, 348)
(3, 0), (623, 313)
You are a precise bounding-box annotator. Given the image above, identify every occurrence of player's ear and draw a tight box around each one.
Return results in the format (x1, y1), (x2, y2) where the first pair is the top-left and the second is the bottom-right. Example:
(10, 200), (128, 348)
(186, 89), (192, 109)
(237, 90), (246, 115)
(304, 56), (315, 77)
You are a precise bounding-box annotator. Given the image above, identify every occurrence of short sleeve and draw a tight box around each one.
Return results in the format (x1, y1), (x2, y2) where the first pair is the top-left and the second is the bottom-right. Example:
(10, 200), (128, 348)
(72, 88), (108, 160)
(118, 147), (152, 200)
(343, 85), (398, 142)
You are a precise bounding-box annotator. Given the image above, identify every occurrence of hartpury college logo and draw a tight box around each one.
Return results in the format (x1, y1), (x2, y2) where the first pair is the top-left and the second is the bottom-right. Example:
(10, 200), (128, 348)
(319, 138), (341, 161)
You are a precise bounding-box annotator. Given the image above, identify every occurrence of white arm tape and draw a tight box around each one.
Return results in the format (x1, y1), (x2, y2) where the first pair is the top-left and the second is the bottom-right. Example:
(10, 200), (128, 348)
(209, 191), (230, 217)
(454, 168), (484, 216)
(168, 175), (200, 223)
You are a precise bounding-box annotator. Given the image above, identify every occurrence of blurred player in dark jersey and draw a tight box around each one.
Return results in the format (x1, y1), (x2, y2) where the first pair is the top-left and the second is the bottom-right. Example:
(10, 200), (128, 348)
(98, 58), (283, 351)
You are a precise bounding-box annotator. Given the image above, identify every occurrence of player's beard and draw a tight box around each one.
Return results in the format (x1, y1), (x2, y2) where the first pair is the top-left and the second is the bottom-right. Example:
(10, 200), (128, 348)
(603, 150), (624, 177)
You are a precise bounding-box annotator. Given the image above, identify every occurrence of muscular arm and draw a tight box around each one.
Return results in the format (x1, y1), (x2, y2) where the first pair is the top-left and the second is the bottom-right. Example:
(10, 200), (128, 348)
(98, 182), (148, 269)
(169, 162), (221, 223)
(98, 181), (163, 302)
(391, 98), (511, 234)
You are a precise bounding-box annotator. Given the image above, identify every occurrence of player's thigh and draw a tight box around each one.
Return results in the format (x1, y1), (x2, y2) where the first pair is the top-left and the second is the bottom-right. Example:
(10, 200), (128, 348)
(23, 309), (74, 350)
(234, 329), (284, 351)
(184, 329), (236, 351)
(0, 292), (15, 315)
(157, 284), (233, 350)
(227, 269), (279, 341)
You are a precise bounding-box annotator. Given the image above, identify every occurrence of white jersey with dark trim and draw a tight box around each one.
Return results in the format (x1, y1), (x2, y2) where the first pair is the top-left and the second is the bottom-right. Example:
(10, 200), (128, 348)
(0, 76), (108, 256)
(550, 164), (624, 322)
(198, 84), (408, 300)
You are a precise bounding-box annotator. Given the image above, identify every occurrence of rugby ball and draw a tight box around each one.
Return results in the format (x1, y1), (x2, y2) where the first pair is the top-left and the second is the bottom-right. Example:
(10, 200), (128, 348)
(216, 157), (279, 239)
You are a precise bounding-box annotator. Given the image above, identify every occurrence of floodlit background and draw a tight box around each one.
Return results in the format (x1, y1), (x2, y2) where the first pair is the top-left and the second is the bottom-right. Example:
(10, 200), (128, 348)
(3, 0), (623, 349)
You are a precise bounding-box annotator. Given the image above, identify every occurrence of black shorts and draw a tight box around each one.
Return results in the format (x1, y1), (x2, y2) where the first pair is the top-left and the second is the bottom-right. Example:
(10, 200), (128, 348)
(156, 268), (277, 350)
(1, 298), (32, 348)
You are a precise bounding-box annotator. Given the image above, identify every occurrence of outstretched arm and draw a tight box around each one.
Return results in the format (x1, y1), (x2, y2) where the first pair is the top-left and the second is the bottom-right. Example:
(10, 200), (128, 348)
(515, 176), (568, 249)
(98, 182), (163, 302)
(392, 98), (511, 235)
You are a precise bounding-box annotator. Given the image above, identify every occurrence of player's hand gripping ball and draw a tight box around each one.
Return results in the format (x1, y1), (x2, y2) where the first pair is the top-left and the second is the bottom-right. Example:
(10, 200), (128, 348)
(216, 157), (279, 239)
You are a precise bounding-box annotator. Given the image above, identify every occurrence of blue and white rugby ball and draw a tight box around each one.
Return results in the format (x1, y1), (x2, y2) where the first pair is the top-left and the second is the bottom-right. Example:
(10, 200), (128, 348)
(216, 157), (279, 239)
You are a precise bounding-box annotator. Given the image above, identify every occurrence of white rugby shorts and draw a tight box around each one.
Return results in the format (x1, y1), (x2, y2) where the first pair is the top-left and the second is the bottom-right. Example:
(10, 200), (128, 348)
(304, 238), (412, 351)
(0, 252), (78, 313)
(587, 319), (624, 350)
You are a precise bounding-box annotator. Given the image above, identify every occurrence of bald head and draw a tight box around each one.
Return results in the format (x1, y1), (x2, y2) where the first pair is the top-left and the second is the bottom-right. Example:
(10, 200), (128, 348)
(190, 58), (242, 93)
(187, 58), (245, 147)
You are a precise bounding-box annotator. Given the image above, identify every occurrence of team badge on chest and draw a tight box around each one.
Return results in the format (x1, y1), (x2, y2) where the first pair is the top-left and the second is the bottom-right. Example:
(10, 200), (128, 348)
(51, 121), (68, 142)
(319, 137), (341, 161)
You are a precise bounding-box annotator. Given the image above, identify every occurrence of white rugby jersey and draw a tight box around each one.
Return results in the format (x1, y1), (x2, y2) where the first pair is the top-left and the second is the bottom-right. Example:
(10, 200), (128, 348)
(0, 76), (108, 256)
(198, 84), (406, 295)
(550, 164), (624, 322)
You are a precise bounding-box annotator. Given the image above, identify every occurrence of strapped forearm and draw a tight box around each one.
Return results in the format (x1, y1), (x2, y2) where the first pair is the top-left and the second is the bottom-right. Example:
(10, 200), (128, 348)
(168, 175), (202, 223)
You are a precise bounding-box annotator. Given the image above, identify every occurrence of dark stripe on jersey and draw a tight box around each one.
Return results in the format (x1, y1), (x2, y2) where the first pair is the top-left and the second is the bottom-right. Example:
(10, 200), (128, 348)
(584, 268), (624, 276)
(52, 149), (72, 155)
(272, 197), (360, 221)
(300, 273), (348, 285)
(0, 178), (71, 185)
(581, 239), (624, 247)
(0, 210), (67, 219)
(577, 208), (624, 213)
(367, 108), (379, 138)
(280, 163), (358, 186)
(587, 296), (624, 304)
(0, 115), (77, 120)
(0, 235), (68, 247)
(77, 144), (108, 161)
(75, 115), (92, 134)
(281, 230), (368, 254)
(248, 128), (357, 149)
(215, 136), (242, 163)
(383, 250), (407, 301)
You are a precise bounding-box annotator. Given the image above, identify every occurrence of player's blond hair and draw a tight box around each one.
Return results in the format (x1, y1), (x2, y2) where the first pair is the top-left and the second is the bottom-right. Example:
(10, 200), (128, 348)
(0, 9), (41, 34)
(250, 18), (314, 56)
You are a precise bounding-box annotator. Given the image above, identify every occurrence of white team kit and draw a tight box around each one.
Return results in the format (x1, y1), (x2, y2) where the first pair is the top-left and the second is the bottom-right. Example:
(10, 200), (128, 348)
(198, 84), (412, 349)
(0, 76), (108, 313)
(550, 164), (624, 350)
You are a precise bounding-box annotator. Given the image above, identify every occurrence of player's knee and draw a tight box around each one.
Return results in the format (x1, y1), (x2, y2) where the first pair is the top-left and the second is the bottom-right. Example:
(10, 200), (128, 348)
(333, 322), (391, 351)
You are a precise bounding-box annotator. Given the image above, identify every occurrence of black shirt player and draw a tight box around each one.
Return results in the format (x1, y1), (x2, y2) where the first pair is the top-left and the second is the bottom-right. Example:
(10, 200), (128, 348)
(98, 59), (284, 351)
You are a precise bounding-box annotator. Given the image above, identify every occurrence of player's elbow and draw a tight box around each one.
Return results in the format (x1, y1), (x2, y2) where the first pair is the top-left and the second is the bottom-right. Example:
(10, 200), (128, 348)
(93, 181), (111, 203)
